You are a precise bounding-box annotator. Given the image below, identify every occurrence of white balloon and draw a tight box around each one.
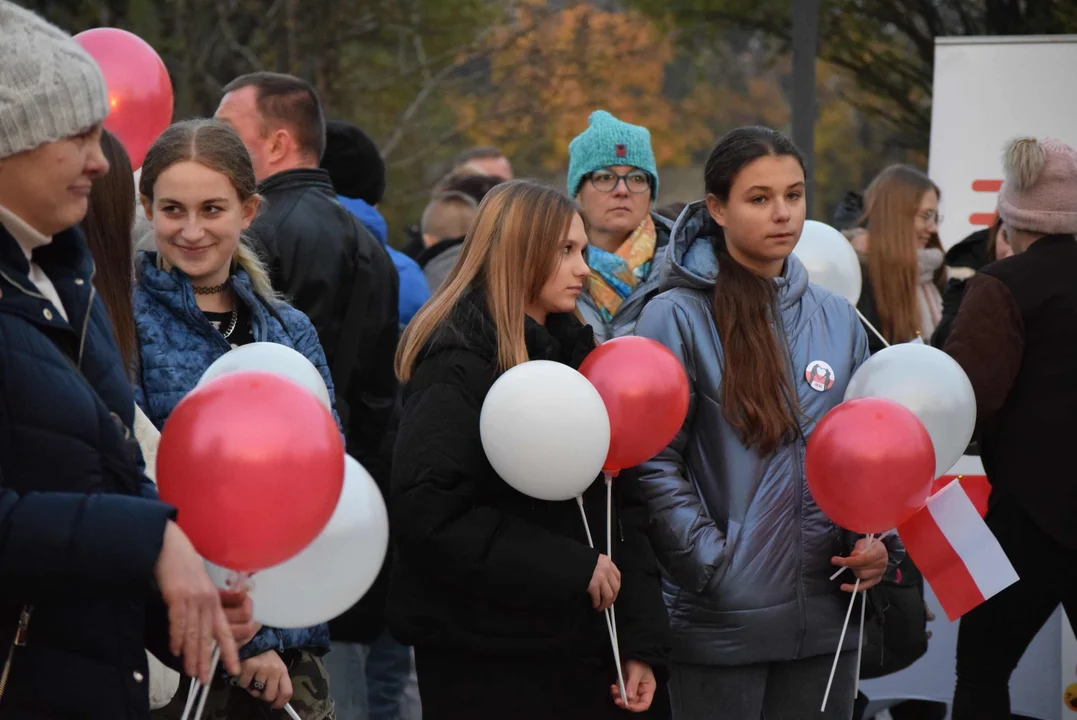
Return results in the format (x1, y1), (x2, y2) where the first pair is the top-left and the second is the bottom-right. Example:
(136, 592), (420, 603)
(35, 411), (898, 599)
(793, 220), (863, 304)
(205, 455), (388, 628)
(845, 343), (976, 479)
(480, 360), (610, 502)
(198, 342), (331, 410)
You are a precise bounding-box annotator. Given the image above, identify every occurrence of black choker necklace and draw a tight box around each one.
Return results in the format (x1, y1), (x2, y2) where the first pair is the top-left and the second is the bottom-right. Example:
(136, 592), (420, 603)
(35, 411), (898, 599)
(192, 280), (230, 295)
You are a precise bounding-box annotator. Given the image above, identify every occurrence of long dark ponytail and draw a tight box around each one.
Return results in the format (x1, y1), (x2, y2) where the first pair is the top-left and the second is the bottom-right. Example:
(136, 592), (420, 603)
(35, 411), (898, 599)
(704, 126), (805, 454)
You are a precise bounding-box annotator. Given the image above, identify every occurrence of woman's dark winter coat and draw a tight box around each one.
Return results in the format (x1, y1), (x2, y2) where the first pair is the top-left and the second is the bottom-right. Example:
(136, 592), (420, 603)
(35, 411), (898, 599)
(945, 234), (1077, 549)
(388, 291), (669, 674)
(0, 225), (174, 718)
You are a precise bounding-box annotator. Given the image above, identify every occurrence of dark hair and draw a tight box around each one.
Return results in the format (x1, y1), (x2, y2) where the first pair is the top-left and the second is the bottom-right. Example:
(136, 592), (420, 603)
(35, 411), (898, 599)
(704, 126), (806, 454)
(139, 119), (279, 302)
(82, 130), (137, 374)
(454, 146), (506, 169)
(223, 72), (326, 161)
(439, 173), (507, 204)
(321, 119), (385, 205)
(656, 201), (687, 222)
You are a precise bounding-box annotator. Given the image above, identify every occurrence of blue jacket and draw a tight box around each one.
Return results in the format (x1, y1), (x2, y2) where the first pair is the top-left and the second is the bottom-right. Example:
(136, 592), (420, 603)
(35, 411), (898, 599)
(632, 202), (900, 666)
(0, 224), (174, 718)
(578, 211), (674, 343)
(337, 196), (430, 328)
(133, 252), (333, 658)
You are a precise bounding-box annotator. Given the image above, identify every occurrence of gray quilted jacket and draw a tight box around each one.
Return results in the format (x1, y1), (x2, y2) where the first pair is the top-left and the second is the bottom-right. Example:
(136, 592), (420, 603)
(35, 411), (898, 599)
(633, 202), (900, 666)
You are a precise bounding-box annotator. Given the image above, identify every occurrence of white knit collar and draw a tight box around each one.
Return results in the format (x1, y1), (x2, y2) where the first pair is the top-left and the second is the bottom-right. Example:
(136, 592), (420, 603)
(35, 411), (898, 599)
(0, 203), (52, 263)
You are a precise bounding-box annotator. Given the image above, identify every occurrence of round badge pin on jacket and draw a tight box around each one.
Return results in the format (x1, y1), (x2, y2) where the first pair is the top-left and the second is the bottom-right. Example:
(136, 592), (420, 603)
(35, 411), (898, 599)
(805, 360), (835, 392)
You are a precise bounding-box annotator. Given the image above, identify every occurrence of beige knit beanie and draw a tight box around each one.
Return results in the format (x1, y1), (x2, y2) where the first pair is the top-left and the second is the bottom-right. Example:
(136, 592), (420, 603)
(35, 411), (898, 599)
(0, 1), (109, 159)
(998, 137), (1077, 236)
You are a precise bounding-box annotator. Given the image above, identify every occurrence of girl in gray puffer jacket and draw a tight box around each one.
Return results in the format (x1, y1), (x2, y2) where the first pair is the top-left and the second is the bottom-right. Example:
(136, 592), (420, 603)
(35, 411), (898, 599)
(632, 127), (902, 719)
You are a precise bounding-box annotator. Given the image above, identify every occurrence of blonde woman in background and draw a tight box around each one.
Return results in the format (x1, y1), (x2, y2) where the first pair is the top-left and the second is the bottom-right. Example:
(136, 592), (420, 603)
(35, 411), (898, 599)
(853, 165), (947, 352)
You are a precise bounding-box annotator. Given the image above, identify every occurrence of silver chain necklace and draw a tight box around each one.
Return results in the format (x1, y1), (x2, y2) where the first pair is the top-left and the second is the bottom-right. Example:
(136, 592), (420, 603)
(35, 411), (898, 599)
(219, 300), (238, 339)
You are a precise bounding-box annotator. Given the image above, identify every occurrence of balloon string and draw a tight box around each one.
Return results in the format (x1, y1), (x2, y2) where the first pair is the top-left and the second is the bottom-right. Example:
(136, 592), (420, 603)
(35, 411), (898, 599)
(605, 475), (628, 707)
(822, 533), (875, 711)
(854, 533), (874, 699)
(855, 308), (891, 349)
(577, 491), (627, 708)
(822, 577), (859, 711)
(179, 643), (220, 720)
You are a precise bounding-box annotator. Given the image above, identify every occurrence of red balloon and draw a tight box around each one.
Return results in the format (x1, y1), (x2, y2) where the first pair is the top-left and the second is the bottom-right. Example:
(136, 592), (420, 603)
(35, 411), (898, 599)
(578, 336), (690, 475)
(806, 397), (935, 534)
(74, 28), (173, 170)
(157, 372), (344, 572)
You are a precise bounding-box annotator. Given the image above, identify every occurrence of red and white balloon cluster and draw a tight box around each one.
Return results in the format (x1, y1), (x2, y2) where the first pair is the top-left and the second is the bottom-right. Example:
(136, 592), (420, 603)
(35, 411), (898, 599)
(479, 336), (690, 704)
(157, 343), (388, 629)
(793, 221), (977, 533)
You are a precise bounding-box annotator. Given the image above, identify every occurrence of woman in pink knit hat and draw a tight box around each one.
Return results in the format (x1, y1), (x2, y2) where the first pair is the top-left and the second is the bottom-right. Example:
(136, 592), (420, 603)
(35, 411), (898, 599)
(944, 136), (1077, 720)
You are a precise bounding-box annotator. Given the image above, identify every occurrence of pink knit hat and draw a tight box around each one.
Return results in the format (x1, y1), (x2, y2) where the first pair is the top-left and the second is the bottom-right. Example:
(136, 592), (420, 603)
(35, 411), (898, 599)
(998, 137), (1077, 235)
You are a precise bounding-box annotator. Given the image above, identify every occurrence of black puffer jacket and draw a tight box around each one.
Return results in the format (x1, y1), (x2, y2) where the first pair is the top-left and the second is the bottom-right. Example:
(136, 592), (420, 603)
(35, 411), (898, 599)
(388, 291), (669, 672)
(0, 224), (174, 718)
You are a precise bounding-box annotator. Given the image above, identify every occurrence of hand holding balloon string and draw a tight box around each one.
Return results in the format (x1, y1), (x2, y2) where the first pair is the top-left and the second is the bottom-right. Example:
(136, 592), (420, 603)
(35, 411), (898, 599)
(829, 530), (892, 584)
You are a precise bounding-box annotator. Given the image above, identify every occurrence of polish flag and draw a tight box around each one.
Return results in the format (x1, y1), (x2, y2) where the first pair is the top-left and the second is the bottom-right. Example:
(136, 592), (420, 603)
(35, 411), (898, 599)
(897, 477), (1019, 621)
(931, 454), (992, 518)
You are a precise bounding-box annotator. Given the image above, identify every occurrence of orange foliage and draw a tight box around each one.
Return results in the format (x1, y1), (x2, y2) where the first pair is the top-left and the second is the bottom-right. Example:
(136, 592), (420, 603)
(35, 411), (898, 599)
(454, 1), (717, 172)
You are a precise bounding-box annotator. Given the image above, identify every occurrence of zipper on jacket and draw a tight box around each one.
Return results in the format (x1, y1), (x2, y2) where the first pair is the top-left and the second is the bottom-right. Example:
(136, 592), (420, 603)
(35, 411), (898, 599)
(0, 605), (32, 704)
(771, 297), (809, 658)
(76, 262), (97, 368)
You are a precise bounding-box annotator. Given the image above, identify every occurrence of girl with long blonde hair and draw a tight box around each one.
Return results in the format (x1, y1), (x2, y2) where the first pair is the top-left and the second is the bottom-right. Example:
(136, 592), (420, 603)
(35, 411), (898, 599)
(133, 119), (336, 719)
(391, 180), (670, 719)
(855, 164), (947, 351)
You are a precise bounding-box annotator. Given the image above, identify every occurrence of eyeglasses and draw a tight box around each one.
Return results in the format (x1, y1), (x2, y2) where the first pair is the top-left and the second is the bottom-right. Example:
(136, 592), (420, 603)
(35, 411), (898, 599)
(917, 210), (943, 225)
(589, 168), (652, 194)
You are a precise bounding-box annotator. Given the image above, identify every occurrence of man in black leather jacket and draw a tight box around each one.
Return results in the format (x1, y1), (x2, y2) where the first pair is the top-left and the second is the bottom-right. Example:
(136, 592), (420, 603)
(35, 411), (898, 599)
(216, 73), (399, 484)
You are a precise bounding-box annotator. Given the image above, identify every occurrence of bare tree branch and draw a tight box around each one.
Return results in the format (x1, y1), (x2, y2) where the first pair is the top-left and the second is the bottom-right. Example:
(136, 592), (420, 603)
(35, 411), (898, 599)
(217, 0), (264, 72)
(380, 60), (462, 158)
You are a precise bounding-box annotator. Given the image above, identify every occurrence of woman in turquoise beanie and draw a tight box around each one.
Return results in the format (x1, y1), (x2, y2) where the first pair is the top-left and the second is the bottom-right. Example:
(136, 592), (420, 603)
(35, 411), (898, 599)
(568, 111), (675, 343)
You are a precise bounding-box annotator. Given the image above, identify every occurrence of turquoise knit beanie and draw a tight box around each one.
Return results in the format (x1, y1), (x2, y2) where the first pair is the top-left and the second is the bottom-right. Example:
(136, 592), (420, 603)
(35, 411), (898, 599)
(567, 110), (659, 200)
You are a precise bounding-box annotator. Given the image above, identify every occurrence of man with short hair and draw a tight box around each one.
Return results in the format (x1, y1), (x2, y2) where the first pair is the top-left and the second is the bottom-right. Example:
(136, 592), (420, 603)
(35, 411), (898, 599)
(452, 146), (513, 180)
(216, 72), (399, 509)
(416, 191), (478, 291)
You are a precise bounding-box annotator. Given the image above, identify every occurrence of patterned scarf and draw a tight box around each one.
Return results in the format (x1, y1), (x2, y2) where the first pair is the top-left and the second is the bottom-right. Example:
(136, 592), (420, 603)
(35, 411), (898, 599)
(587, 216), (657, 324)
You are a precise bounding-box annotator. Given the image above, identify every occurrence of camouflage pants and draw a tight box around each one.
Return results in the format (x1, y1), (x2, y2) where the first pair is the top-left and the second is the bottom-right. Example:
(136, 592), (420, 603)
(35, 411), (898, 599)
(151, 650), (335, 720)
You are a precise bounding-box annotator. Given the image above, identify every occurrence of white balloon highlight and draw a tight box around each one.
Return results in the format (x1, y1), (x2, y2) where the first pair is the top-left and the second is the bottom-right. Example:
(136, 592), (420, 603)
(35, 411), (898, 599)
(198, 342), (331, 411)
(205, 455), (388, 628)
(845, 343), (977, 479)
(793, 220), (863, 304)
(480, 360), (610, 502)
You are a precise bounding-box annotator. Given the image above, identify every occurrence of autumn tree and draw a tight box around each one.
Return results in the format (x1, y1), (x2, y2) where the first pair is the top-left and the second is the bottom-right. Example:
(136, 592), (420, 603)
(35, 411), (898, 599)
(626, 0), (1077, 153)
(451, 0), (725, 185)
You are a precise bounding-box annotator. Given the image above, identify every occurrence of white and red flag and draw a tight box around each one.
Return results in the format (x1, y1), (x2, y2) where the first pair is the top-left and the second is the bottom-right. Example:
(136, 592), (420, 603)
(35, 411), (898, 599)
(897, 477), (1019, 621)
